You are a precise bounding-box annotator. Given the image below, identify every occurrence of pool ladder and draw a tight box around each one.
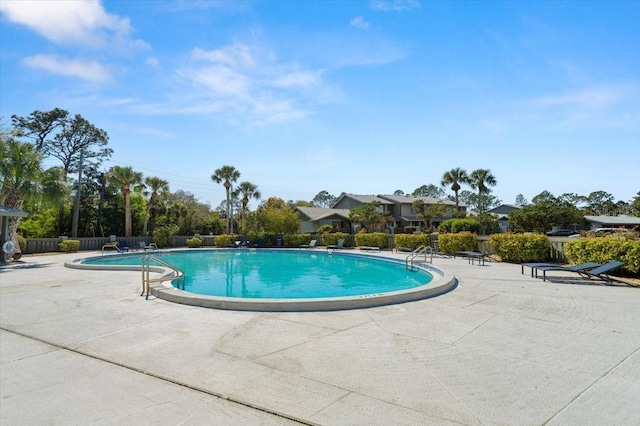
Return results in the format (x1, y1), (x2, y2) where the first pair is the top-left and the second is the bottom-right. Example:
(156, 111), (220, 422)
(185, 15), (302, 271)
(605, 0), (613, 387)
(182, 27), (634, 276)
(406, 245), (433, 271)
(141, 255), (185, 300)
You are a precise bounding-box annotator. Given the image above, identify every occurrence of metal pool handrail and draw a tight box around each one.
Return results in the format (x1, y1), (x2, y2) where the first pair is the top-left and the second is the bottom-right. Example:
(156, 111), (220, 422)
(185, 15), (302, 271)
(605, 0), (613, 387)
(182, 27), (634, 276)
(406, 245), (433, 270)
(141, 255), (185, 300)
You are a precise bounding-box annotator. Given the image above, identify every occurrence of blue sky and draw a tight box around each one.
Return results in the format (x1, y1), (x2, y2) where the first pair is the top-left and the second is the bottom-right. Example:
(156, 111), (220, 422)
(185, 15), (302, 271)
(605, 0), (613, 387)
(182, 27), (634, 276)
(2, 0), (639, 209)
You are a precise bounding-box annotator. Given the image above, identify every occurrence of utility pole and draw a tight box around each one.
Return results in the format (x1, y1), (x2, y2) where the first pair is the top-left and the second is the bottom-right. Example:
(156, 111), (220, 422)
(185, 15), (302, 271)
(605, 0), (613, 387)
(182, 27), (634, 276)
(71, 149), (84, 238)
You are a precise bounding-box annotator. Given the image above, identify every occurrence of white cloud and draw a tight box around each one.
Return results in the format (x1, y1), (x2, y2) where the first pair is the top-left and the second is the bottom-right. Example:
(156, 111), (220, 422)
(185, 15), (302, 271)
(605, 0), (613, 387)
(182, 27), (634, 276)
(272, 71), (322, 88)
(178, 65), (249, 98)
(0, 0), (131, 47)
(350, 16), (370, 30)
(370, 0), (420, 12)
(191, 44), (255, 68)
(21, 54), (112, 82)
(146, 57), (161, 69)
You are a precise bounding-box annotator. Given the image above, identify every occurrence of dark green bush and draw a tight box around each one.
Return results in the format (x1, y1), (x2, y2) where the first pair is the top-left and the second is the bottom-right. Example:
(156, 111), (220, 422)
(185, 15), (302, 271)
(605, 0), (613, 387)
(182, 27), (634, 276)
(58, 239), (80, 252)
(355, 232), (388, 248)
(284, 233), (312, 247)
(439, 218), (480, 234)
(186, 237), (203, 248)
(566, 237), (640, 273)
(490, 233), (550, 262)
(404, 226), (417, 234)
(438, 232), (477, 254)
(322, 232), (350, 247)
(153, 224), (179, 247)
(394, 234), (431, 251)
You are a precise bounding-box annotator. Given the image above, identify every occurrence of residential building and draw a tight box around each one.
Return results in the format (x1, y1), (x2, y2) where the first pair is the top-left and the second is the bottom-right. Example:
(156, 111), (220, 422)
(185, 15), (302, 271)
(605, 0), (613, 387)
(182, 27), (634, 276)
(487, 204), (522, 233)
(583, 215), (640, 230)
(295, 207), (351, 234)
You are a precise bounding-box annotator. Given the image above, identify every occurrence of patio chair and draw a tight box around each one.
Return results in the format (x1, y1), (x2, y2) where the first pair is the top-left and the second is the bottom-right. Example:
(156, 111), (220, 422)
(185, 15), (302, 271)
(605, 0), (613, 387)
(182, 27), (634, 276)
(138, 241), (158, 251)
(326, 239), (345, 250)
(300, 239), (317, 249)
(521, 262), (600, 278)
(536, 261), (624, 283)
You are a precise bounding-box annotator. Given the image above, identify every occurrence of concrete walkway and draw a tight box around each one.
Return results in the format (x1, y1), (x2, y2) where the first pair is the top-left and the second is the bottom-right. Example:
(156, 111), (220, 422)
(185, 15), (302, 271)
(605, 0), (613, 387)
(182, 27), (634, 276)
(1, 250), (639, 425)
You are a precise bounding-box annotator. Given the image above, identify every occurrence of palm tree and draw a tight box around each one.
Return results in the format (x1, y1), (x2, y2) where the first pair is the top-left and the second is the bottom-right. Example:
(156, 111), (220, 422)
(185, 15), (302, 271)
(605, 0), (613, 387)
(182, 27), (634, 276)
(211, 165), (240, 234)
(108, 166), (143, 237)
(234, 181), (261, 230)
(469, 168), (497, 214)
(142, 176), (169, 235)
(0, 138), (42, 255)
(441, 167), (469, 217)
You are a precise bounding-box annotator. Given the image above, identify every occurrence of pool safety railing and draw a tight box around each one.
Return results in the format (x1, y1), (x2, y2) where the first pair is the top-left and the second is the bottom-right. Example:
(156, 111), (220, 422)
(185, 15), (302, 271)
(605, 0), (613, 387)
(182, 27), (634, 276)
(141, 255), (185, 300)
(406, 245), (433, 271)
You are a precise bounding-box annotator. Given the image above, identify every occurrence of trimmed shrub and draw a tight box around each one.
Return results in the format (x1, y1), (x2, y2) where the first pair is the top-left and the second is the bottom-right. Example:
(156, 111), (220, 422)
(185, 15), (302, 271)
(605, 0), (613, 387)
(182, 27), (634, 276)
(490, 233), (550, 262)
(214, 234), (238, 247)
(153, 224), (179, 247)
(404, 226), (417, 234)
(321, 232), (351, 247)
(439, 218), (480, 234)
(394, 234), (431, 251)
(355, 232), (388, 249)
(17, 235), (27, 251)
(58, 239), (80, 253)
(565, 237), (640, 273)
(284, 233), (312, 247)
(318, 224), (333, 234)
(186, 237), (203, 248)
(438, 232), (478, 254)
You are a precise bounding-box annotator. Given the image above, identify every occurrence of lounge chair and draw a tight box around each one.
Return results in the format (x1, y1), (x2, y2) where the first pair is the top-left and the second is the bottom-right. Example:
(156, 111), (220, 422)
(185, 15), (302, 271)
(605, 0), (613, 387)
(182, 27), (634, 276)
(521, 262), (600, 278)
(326, 239), (345, 250)
(359, 245), (380, 252)
(300, 240), (317, 249)
(536, 261), (624, 282)
(138, 241), (158, 251)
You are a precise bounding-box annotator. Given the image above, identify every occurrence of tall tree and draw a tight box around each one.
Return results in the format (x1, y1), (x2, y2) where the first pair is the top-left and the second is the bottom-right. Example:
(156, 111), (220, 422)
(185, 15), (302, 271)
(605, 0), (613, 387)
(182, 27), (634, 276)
(11, 108), (69, 150)
(515, 194), (528, 206)
(413, 184), (446, 199)
(142, 176), (169, 235)
(412, 200), (447, 232)
(348, 201), (393, 232)
(211, 165), (240, 234)
(585, 191), (615, 215)
(0, 138), (42, 255)
(312, 190), (336, 207)
(441, 167), (469, 216)
(234, 181), (261, 224)
(469, 169), (497, 214)
(108, 166), (143, 237)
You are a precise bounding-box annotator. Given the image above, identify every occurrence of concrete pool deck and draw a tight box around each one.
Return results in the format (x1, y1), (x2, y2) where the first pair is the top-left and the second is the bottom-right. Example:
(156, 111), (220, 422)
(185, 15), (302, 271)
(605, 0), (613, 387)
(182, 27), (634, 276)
(1, 250), (639, 425)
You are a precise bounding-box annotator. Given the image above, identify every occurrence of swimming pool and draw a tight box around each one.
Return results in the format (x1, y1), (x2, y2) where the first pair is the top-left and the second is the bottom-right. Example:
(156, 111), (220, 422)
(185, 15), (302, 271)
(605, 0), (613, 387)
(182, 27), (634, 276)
(70, 249), (457, 311)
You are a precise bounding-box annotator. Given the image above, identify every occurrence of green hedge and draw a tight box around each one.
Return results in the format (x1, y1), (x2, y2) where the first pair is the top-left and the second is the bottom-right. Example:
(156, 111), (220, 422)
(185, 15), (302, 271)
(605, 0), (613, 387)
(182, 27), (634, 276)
(284, 233), (312, 247)
(58, 239), (80, 252)
(394, 234), (431, 250)
(321, 232), (351, 247)
(438, 232), (477, 254)
(214, 234), (238, 247)
(565, 238), (640, 273)
(490, 233), (550, 262)
(355, 232), (388, 249)
(186, 237), (203, 248)
(439, 218), (480, 234)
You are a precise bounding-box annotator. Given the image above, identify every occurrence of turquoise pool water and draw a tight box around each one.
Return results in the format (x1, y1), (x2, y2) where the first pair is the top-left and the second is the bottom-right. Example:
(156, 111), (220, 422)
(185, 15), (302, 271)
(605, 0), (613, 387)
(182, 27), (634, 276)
(84, 250), (433, 299)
